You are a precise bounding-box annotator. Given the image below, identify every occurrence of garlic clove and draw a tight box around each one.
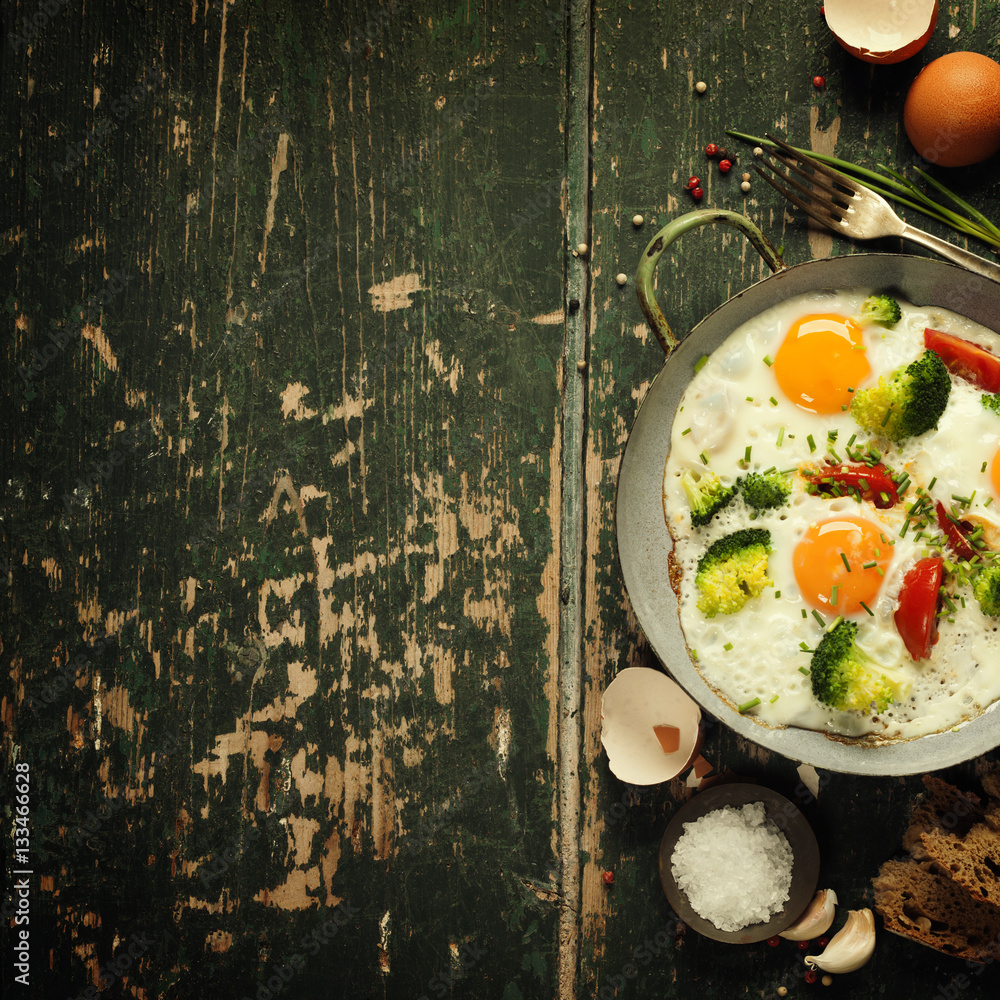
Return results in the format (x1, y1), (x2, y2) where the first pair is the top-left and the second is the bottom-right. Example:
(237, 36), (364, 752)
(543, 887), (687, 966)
(804, 908), (876, 974)
(778, 888), (838, 940)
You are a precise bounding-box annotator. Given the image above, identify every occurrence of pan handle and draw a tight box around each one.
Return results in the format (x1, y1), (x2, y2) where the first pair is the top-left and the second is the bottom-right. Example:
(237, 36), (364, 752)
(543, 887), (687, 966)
(635, 209), (785, 355)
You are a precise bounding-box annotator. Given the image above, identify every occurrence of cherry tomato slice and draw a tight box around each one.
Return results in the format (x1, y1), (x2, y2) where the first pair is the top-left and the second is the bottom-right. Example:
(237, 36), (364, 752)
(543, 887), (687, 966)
(805, 463), (901, 508)
(894, 556), (943, 661)
(925, 328), (1000, 393)
(935, 501), (977, 561)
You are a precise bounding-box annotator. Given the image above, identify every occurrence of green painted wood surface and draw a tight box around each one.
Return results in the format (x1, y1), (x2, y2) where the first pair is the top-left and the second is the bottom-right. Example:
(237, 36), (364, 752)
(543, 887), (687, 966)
(2, 1), (999, 998)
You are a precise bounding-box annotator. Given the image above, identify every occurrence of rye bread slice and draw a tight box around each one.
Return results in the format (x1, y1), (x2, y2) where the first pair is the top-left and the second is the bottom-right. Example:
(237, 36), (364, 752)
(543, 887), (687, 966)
(920, 820), (1000, 911)
(873, 859), (1000, 964)
(901, 775), (983, 860)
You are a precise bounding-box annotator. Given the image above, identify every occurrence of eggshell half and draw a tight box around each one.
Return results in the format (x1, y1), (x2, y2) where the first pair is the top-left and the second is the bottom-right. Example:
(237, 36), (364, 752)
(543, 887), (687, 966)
(601, 667), (702, 786)
(825, 0), (938, 64)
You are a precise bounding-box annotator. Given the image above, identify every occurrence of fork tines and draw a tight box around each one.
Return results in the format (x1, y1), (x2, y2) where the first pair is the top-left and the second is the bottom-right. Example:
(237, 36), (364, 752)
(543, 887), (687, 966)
(752, 134), (858, 231)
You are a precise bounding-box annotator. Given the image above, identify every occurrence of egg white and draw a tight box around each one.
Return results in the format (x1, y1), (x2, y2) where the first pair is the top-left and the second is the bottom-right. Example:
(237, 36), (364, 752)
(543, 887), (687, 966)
(664, 288), (1000, 740)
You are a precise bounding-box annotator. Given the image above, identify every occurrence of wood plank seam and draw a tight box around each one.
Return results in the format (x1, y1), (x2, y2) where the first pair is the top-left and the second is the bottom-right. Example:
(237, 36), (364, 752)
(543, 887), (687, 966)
(558, 1), (593, 997)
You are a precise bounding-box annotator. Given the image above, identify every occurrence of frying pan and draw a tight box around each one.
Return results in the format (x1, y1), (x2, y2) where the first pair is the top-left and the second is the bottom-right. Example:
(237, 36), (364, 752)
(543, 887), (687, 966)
(617, 209), (1000, 776)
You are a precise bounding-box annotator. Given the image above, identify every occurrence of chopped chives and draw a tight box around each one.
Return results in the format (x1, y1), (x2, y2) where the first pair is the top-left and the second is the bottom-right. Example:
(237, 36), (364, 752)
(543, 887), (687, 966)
(847, 434), (857, 447)
(694, 354), (710, 373)
(764, 466), (777, 475)
(776, 427), (785, 446)
(798, 641), (811, 651)
(763, 354), (774, 366)
(942, 595), (957, 613)
(745, 445), (752, 463)
(986, 497), (994, 507)
(863, 560), (877, 568)
(830, 584), (839, 606)
(700, 452), (709, 465)
(859, 600), (874, 616)
(807, 434), (816, 452)
(724, 642), (734, 651)
(876, 566), (885, 577)
(881, 405), (893, 427)
(769, 396), (778, 406)
(746, 395), (754, 402)
(952, 494), (971, 505)
(691, 650), (698, 660)
(982, 461), (988, 473)
(681, 427), (692, 435)
(770, 695), (779, 703)
(812, 609), (826, 627)
(801, 608), (808, 618)
(738, 697), (761, 713)
(841, 552), (852, 573)
(798, 666), (811, 676)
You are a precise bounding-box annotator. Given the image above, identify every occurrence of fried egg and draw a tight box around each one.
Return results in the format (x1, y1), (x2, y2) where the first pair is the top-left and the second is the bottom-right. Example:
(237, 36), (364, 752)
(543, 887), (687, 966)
(663, 288), (1000, 741)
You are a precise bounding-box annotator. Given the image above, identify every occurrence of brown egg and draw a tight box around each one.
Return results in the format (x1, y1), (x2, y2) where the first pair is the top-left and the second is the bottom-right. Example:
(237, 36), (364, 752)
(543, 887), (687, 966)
(903, 52), (1000, 167)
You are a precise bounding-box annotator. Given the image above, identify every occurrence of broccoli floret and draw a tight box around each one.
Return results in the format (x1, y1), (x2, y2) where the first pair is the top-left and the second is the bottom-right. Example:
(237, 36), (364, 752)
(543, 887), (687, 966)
(850, 349), (951, 442)
(681, 468), (737, 527)
(695, 528), (772, 617)
(741, 470), (792, 510)
(809, 618), (911, 713)
(981, 392), (1000, 417)
(857, 294), (902, 328)
(972, 564), (1000, 616)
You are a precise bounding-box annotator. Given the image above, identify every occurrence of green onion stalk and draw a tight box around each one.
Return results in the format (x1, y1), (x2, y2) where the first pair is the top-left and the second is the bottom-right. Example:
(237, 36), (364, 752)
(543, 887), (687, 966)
(726, 130), (1000, 252)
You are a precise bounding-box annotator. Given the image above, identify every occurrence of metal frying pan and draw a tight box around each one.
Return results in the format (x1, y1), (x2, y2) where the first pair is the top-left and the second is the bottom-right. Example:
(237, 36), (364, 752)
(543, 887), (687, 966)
(616, 209), (1000, 776)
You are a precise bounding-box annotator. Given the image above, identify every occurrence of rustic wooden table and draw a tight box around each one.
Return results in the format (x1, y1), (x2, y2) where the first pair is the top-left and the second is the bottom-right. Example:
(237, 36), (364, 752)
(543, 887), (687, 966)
(3, 1), (999, 997)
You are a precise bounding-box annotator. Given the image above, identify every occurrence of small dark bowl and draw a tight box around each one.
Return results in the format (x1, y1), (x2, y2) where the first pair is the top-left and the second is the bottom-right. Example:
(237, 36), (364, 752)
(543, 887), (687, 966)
(658, 782), (821, 944)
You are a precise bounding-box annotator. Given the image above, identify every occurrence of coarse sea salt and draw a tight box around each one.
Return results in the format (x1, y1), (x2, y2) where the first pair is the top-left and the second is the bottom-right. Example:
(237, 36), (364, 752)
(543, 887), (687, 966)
(670, 801), (793, 932)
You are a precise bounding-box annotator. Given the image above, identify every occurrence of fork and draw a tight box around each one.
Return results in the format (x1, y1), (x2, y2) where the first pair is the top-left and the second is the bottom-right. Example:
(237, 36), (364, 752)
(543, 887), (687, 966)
(754, 134), (1000, 283)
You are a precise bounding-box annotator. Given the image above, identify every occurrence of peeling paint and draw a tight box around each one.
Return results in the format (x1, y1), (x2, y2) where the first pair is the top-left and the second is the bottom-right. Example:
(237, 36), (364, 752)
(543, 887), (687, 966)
(367, 272), (422, 312)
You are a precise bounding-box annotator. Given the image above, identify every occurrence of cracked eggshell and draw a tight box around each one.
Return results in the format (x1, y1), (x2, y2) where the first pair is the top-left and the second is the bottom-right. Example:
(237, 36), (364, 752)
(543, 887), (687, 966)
(601, 667), (702, 786)
(825, 0), (937, 64)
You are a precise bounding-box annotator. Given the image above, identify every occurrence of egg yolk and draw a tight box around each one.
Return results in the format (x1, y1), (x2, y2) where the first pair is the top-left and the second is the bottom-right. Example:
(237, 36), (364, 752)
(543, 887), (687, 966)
(774, 313), (871, 413)
(992, 446), (1000, 501)
(793, 517), (892, 615)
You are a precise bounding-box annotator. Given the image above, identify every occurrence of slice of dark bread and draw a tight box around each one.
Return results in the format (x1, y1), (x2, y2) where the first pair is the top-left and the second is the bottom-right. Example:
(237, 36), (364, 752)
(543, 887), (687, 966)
(873, 859), (1000, 964)
(901, 775), (983, 860)
(920, 820), (1000, 911)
